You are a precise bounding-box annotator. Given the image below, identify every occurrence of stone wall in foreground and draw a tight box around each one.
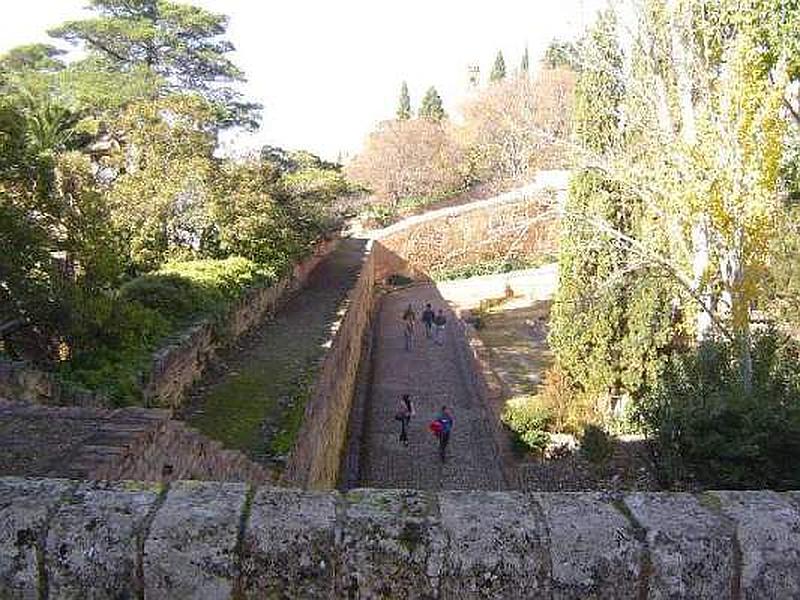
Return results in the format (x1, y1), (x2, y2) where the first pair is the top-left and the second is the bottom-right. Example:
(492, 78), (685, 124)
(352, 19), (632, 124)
(1, 477), (798, 598)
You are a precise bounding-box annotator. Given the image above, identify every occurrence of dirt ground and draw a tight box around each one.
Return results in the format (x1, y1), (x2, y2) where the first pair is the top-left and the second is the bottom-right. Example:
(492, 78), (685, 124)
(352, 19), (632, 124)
(440, 273), (661, 492)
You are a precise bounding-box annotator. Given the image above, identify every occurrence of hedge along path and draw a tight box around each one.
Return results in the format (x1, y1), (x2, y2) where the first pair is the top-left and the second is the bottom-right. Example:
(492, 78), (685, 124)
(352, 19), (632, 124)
(359, 284), (508, 490)
(183, 239), (367, 468)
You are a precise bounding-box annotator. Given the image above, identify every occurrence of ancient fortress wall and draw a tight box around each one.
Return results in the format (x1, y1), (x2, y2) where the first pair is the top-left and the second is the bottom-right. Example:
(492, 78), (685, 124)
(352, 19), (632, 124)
(2, 477), (798, 598)
(374, 172), (567, 276)
(284, 241), (378, 488)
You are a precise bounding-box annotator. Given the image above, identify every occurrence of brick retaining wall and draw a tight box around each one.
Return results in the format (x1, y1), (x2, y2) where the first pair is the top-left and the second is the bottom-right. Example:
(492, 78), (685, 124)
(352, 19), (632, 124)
(1, 477), (798, 598)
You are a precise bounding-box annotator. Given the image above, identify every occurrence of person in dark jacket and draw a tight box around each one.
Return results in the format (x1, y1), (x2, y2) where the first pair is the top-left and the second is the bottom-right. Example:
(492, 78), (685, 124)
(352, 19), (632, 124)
(421, 303), (435, 338)
(434, 405), (454, 461)
(396, 394), (415, 445)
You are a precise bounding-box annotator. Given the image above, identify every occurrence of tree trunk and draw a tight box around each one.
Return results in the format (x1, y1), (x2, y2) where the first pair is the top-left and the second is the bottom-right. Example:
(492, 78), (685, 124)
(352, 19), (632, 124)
(692, 216), (714, 341)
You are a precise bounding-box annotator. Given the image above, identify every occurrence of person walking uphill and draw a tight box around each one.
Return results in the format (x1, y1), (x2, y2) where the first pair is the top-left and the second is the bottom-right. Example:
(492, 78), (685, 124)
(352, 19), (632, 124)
(402, 303), (416, 351)
(433, 309), (447, 346)
(430, 405), (454, 462)
(395, 394), (415, 446)
(421, 303), (435, 338)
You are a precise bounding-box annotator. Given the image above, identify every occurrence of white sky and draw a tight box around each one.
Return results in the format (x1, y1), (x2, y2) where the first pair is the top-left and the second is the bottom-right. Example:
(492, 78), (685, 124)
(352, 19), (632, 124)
(1, 0), (607, 160)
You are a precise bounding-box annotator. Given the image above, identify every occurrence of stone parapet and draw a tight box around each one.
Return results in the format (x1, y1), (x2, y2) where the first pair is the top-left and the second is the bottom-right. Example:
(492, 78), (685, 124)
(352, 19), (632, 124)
(284, 240), (377, 489)
(1, 478), (798, 598)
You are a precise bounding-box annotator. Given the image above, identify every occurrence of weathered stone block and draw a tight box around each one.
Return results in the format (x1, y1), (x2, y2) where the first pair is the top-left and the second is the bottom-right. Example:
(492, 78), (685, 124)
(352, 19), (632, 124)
(534, 492), (642, 599)
(144, 481), (245, 599)
(45, 480), (159, 598)
(624, 493), (735, 599)
(0, 477), (73, 599)
(439, 491), (549, 599)
(713, 490), (800, 599)
(339, 489), (445, 599)
(240, 487), (337, 598)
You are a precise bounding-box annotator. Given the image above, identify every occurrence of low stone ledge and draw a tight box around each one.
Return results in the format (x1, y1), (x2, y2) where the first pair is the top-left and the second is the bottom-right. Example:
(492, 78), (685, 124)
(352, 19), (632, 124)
(2, 478), (800, 599)
(46, 481), (159, 597)
(144, 480), (246, 598)
(0, 478), (75, 597)
(440, 491), (549, 598)
(623, 492), (737, 599)
(240, 487), (336, 598)
(714, 490), (800, 598)
(534, 492), (643, 599)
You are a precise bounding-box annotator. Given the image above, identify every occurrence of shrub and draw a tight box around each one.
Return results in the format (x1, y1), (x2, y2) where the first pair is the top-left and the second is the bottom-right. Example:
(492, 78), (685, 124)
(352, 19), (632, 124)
(121, 256), (274, 323)
(65, 256), (275, 405)
(580, 424), (614, 465)
(432, 256), (554, 281)
(633, 332), (800, 489)
(501, 395), (553, 455)
(535, 365), (604, 435)
(60, 294), (171, 405)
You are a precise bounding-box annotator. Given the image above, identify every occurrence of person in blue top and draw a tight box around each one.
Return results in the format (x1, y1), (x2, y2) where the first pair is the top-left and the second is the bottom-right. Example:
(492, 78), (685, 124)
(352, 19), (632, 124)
(434, 405), (454, 462)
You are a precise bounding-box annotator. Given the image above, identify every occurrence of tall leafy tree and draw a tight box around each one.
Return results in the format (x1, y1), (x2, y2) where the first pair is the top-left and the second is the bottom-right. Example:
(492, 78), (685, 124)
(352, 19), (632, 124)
(544, 39), (579, 70)
(418, 86), (445, 121)
(397, 81), (411, 120)
(48, 0), (260, 129)
(490, 51), (506, 82)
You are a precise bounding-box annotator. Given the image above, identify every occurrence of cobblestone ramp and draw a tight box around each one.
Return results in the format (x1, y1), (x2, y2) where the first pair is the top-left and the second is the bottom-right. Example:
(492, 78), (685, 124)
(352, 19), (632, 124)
(359, 285), (508, 490)
(185, 238), (367, 464)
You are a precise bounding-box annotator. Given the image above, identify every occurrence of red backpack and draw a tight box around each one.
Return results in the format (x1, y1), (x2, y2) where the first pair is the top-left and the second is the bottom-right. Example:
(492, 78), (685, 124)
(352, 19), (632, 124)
(429, 420), (444, 435)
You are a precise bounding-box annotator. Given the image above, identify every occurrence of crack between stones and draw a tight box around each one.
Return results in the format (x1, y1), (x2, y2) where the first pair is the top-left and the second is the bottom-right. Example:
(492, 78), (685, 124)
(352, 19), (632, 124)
(527, 494), (554, 600)
(231, 482), (258, 600)
(37, 480), (79, 600)
(134, 482), (169, 600)
(611, 498), (651, 600)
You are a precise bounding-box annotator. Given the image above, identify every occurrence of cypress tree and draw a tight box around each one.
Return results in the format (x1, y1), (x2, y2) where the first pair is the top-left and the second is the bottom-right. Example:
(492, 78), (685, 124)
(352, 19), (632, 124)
(397, 81), (411, 120)
(490, 51), (506, 82)
(418, 86), (445, 121)
(549, 10), (677, 403)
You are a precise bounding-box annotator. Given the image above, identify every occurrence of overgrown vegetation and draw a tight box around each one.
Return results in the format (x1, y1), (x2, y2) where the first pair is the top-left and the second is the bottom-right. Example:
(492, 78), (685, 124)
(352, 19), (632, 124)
(0, 0), (351, 404)
(633, 332), (800, 490)
(545, 1), (800, 489)
(431, 255), (555, 282)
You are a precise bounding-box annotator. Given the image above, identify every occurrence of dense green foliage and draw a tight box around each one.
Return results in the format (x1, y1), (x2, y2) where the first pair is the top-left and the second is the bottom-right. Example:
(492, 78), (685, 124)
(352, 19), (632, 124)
(547, 1), (800, 489)
(550, 11), (679, 405)
(0, 1), (348, 404)
(634, 333), (800, 489)
(501, 395), (552, 455)
(550, 172), (680, 403)
(543, 39), (579, 70)
(49, 0), (260, 128)
(520, 47), (529, 74)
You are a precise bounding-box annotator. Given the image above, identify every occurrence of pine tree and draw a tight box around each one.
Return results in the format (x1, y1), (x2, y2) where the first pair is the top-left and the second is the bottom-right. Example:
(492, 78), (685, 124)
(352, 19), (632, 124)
(48, 0), (260, 128)
(397, 81), (411, 120)
(490, 51), (506, 82)
(520, 46), (529, 74)
(418, 86), (445, 121)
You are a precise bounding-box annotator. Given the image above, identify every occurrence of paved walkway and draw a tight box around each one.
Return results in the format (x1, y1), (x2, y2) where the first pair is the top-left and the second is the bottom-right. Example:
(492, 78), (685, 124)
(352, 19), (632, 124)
(358, 284), (508, 490)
